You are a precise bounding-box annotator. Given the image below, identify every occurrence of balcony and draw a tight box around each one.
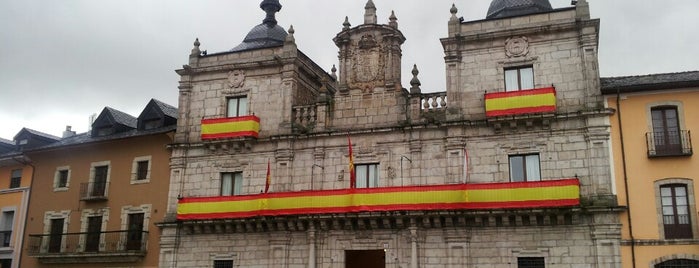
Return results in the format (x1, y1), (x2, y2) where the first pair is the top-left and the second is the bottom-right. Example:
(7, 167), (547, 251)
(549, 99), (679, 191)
(646, 130), (693, 157)
(79, 182), (108, 201)
(484, 87), (557, 118)
(26, 230), (147, 264)
(201, 115), (260, 140)
(177, 179), (580, 221)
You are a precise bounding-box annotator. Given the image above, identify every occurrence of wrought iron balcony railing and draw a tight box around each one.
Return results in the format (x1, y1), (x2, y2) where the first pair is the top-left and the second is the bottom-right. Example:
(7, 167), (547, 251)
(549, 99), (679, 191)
(646, 130), (693, 157)
(0, 230), (11, 247)
(79, 181), (108, 201)
(26, 230), (148, 256)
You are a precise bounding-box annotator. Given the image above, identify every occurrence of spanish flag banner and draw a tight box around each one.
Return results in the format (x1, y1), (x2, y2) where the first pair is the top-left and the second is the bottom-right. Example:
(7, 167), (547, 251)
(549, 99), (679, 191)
(485, 87), (556, 117)
(201, 115), (260, 140)
(177, 179), (580, 220)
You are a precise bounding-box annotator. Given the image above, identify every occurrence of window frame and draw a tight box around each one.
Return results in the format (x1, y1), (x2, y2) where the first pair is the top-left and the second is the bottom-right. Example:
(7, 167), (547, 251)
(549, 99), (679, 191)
(504, 66), (535, 92)
(79, 208), (109, 252)
(9, 169), (21, 189)
(221, 172), (243, 196)
(226, 96), (249, 118)
(54, 166), (71, 191)
(89, 161), (111, 198)
(508, 154), (541, 182)
(650, 105), (683, 155)
(660, 184), (693, 239)
(355, 163), (380, 188)
(130, 156), (152, 184)
(655, 179), (697, 240)
(120, 204), (151, 251)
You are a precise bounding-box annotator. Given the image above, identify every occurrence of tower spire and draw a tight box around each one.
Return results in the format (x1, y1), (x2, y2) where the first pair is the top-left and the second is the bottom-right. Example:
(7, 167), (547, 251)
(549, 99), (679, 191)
(260, 0), (282, 27)
(364, 0), (377, 24)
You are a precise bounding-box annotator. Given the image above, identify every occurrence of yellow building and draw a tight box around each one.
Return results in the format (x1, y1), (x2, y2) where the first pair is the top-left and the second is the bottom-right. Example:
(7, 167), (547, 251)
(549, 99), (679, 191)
(20, 99), (176, 268)
(604, 71), (699, 267)
(0, 129), (60, 268)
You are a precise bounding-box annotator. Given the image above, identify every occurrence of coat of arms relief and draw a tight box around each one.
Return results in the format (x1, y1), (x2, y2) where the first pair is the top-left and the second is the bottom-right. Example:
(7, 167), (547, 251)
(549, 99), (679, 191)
(350, 34), (385, 91)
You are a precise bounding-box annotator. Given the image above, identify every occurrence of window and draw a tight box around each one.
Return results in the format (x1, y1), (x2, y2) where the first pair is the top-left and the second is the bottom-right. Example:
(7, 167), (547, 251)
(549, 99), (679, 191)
(55, 168), (70, 189)
(656, 259), (699, 268)
(227, 96), (248, 117)
(126, 213), (145, 250)
(9, 169), (21, 189)
(356, 164), (379, 188)
(651, 106), (682, 155)
(221, 172), (243, 196)
(505, 66), (534, 91)
(48, 218), (65, 253)
(518, 257), (545, 268)
(143, 118), (162, 130)
(509, 154), (541, 182)
(214, 260), (234, 268)
(92, 165), (109, 197)
(1, 211), (14, 247)
(136, 161), (149, 180)
(661, 184), (693, 239)
(85, 216), (102, 252)
(96, 126), (114, 136)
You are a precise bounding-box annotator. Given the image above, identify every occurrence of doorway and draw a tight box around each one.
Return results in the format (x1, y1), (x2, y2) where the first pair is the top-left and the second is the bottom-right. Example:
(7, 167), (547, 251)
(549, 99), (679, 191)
(345, 250), (385, 268)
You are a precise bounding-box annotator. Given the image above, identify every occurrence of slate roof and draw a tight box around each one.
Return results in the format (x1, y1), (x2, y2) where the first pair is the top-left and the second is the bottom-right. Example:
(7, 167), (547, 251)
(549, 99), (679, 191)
(487, 0), (553, 19)
(104, 107), (138, 128)
(230, 0), (287, 52)
(0, 137), (13, 146)
(600, 71), (699, 94)
(151, 98), (178, 119)
(15, 128), (61, 142)
(29, 125), (176, 151)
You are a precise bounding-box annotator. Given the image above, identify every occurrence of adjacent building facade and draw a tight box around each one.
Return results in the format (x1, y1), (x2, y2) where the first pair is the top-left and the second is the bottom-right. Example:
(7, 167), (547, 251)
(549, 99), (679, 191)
(603, 72), (699, 267)
(161, 1), (622, 267)
(20, 99), (176, 267)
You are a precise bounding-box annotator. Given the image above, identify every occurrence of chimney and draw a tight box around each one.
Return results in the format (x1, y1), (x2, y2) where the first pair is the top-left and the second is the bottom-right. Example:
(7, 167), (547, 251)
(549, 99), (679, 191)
(62, 125), (76, 138)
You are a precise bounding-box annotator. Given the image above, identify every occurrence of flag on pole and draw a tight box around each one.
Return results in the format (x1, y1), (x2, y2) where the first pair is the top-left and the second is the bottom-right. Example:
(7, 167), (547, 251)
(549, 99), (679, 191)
(348, 135), (356, 189)
(463, 147), (469, 183)
(264, 159), (271, 193)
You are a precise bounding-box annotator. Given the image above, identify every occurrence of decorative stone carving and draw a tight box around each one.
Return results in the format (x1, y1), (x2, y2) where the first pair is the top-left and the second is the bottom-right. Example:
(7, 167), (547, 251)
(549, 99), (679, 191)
(505, 36), (529, 57)
(227, 70), (245, 88)
(350, 34), (385, 90)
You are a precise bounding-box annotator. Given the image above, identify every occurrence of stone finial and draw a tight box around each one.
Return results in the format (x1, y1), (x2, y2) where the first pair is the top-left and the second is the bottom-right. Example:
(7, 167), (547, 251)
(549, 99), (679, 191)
(190, 38), (201, 56)
(410, 64), (422, 94)
(449, 4), (459, 21)
(575, 0), (590, 19)
(343, 16), (351, 30)
(331, 65), (338, 80)
(364, 0), (377, 24)
(285, 25), (296, 43)
(260, 0), (282, 26)
(388, 10), (398, 28)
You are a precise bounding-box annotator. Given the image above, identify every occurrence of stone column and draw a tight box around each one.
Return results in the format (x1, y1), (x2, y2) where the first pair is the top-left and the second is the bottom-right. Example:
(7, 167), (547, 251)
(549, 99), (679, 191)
(409, 227), (418, 268)
(308, 226), (316, 268)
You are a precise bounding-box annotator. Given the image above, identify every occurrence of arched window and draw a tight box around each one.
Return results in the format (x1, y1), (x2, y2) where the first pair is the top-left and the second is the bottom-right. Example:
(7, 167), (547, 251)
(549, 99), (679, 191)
(655, 259), (699, 268)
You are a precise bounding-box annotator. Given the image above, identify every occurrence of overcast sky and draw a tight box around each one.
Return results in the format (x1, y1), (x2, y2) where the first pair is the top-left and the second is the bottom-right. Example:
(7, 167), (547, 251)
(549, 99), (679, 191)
(1, 0), (698, 140)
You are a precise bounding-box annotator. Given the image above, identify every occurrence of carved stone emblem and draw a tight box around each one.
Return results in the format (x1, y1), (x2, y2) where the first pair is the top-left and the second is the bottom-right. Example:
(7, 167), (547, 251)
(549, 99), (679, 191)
(227, 70), (245, 88)
(505, 36), (529, 57)
(350, 34), (385, 90)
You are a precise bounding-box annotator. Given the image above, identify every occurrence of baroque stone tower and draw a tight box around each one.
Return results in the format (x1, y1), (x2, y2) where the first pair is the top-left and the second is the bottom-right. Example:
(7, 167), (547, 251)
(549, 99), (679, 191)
(333, 0), (405, 93)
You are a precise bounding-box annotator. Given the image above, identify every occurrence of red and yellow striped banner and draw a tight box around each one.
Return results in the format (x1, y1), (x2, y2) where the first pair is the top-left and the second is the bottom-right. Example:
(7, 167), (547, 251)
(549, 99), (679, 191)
(177, 179), (579, 220)
(485, 87), (556, 117)
(201, 115), (260, 140)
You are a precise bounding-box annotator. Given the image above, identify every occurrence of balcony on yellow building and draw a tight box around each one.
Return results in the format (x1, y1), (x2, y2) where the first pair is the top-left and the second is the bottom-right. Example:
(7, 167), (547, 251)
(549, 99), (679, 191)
(26, 230), (148, 264)
(646, 130), (693, 157)
(177, 178), (580, 221)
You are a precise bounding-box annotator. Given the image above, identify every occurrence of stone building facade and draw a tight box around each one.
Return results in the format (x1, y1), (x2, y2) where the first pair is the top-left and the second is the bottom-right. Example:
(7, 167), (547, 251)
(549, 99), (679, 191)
(159, 0), (621, 267)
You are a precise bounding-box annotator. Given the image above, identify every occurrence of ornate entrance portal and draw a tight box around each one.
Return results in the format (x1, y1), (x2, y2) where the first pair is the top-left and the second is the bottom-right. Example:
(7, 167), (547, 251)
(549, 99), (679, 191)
(345, 250), (385, 268)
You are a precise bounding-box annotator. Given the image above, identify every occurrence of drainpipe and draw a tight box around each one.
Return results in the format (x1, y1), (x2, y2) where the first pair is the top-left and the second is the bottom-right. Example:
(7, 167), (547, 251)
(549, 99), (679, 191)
(616, 89), (636, 268)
